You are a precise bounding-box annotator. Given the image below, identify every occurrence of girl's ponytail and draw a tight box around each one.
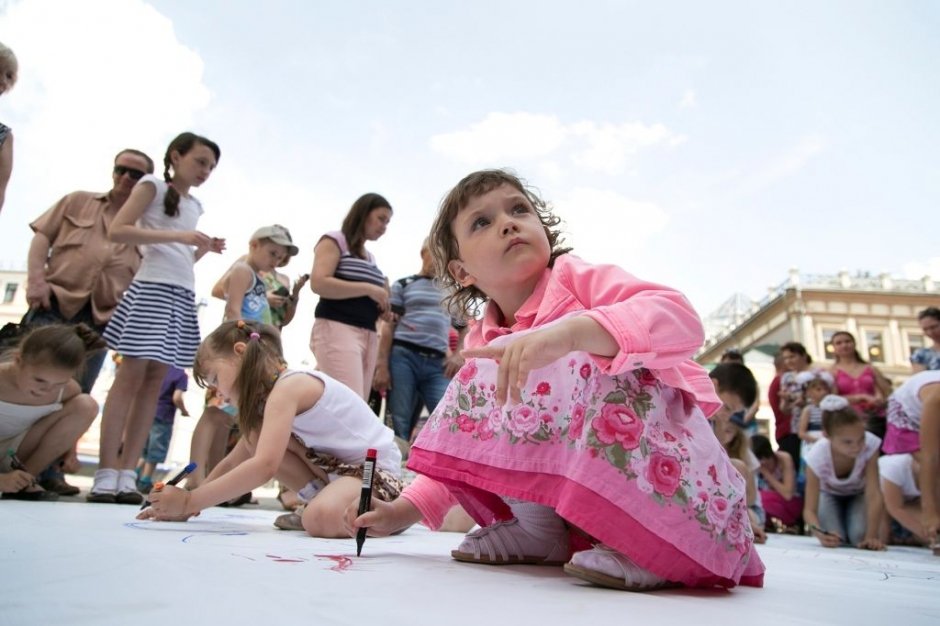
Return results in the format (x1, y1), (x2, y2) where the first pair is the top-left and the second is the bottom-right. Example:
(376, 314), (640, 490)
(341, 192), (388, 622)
(17, 324), (102, 372)
(195, 320), (284, 436)
(163, 162), (181, 217)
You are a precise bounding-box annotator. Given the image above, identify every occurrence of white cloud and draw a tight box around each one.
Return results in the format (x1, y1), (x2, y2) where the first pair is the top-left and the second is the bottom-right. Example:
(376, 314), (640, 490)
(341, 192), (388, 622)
(429, 112), (684, 175)
(554, 187), (670, 266)
(0, 0), (210, 225)
(569, 121), (686, 175)
(679, 89), (697, 109)
(428, 112), (567, 163)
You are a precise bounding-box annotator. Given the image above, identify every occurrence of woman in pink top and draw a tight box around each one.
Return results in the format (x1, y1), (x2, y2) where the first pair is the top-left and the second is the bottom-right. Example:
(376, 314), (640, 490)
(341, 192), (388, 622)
(829, 331), (892, 439)
(347, 169), (764, 592)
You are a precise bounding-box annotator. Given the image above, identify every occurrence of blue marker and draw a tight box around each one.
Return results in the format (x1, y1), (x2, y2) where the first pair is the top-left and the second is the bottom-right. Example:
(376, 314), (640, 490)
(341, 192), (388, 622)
(140, 461), (197, 510)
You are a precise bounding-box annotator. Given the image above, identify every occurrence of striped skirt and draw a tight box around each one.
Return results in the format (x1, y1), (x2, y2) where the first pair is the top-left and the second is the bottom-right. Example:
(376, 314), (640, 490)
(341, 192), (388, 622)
(103, 281), (201, 368)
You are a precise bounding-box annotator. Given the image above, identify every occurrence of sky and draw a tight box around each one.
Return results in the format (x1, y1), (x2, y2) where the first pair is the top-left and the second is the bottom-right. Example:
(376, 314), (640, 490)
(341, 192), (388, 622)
(1, 0), (938, 365)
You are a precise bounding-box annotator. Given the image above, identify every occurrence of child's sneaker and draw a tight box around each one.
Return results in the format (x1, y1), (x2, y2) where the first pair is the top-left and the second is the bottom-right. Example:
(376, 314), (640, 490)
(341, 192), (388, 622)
(451, 502), (570, 566)
(137, 477), (154, 495)
(115, 469), (143, 505)
(86, 468), (119, 503)
(564, 545), (675, 591)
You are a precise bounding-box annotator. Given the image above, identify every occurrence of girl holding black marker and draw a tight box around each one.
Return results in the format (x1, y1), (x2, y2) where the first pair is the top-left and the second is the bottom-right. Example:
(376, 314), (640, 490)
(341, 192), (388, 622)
(803, 395), (885, 549)
(141, 320), (402, 538)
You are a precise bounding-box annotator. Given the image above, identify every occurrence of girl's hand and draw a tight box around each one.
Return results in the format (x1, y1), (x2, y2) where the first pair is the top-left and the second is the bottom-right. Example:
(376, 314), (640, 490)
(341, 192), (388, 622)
(857, 537), (885, 551)
(812, 527), (843, 548)
(180, 230), (214, 249)
(149, 484), (194, 518)
(462, 325), (575, 405)
(209, 237), (226, 254)
(0, 470), (34, 493)
(135, 506), (198, 522)
(266, 291), (288, 309)
(368, 284), (389, 313)
(342, 496), (414, 538)
(292, 274), (310, 296)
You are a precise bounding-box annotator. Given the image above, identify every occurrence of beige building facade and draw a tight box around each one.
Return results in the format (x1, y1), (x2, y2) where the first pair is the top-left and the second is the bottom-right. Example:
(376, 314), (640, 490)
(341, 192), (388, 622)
(696, 268), (938, 435)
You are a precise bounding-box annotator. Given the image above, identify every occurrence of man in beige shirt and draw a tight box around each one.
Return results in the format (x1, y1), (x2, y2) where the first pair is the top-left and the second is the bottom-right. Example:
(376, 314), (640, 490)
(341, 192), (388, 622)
(24, 148), (153, 494)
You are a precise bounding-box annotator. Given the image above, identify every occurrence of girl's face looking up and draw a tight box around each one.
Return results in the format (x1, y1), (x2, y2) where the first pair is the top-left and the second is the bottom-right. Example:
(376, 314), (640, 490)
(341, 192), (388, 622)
(447, 184), (551, 301)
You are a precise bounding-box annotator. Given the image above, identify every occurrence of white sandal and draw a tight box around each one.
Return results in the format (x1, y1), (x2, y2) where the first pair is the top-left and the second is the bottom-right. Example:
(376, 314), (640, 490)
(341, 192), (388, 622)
(564, 545), (676, 591)
(451, 518), (570, 565)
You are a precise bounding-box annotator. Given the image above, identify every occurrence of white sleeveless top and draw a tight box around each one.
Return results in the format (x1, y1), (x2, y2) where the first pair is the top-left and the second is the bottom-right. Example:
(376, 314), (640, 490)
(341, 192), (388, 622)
(887, 370), (940, 431)
(804, 431), (881, 496)
(284, 369), (401, 476)
(0, 387), (66, 439)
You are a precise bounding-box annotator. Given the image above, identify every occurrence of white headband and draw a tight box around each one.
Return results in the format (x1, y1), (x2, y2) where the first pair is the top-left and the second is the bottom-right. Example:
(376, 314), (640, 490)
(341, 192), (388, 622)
(819, 395), (849, 412)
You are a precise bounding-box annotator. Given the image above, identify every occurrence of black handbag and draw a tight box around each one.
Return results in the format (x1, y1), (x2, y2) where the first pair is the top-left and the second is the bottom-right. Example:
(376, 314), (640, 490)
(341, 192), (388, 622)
(0, 308), (38, 354)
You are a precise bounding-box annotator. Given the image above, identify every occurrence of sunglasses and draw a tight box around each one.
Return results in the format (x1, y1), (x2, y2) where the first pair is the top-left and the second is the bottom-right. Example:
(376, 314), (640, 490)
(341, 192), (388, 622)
(113, 165), (147, 180)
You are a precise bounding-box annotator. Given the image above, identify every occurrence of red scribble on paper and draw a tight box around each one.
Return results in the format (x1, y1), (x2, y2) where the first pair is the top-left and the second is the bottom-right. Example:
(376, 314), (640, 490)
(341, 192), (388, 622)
(265, 553), (306, 563)
(315, 554), (354, 572)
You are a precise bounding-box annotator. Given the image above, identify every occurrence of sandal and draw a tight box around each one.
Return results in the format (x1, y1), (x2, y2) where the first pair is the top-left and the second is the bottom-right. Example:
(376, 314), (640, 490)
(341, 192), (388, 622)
(274, 507), (305, 531)
(563, 545), (677, 591)
(2, 485), (59, 501)
(450, 518), (570, 566)
(218, 492), (253, 507)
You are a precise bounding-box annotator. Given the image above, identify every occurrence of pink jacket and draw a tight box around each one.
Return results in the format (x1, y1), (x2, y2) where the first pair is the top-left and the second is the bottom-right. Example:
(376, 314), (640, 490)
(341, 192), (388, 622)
(404, 254), (720, 527)
(472, 254), (719, 415)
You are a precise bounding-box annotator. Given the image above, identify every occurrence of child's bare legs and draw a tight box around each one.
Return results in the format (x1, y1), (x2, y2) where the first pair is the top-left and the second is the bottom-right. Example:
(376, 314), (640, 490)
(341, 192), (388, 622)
(97, 358), (168, 468)
(186, 406), (232, 488)
(16, 395), (98, 480)
(92, 357), (168, 501)
(440, 504), (476, 533)
(301, 476), (363, 538)
(883, 480), (930, 545)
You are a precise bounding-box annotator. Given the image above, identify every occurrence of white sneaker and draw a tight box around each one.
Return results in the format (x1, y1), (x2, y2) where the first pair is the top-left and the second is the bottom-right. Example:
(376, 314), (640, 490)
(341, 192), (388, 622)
(451, 502), (570, 566)
(564, 545), (674, 591)
(115, 469), (143, 505)
(86, 469), (119, 503)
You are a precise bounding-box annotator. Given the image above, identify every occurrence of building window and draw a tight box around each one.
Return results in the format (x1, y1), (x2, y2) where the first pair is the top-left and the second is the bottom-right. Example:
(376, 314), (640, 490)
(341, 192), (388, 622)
(821, 328), (841, 360)
(906, 333), (925, 358)
(2, 282), (17, 304)
(864, 330), (885, 363)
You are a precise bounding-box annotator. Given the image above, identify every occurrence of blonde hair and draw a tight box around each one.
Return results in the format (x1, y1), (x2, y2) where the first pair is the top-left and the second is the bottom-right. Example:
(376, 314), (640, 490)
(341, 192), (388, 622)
(428, 169), (570, 318)
(193, 321), (284, 435)
(0, 42), (17, 84)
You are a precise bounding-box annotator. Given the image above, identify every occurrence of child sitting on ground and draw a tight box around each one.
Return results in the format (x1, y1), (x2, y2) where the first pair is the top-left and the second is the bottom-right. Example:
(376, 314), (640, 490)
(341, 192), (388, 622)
(751, 434), (802, 532)
(803, 395), (884, 550)
(0, 325), (100, 499)
(346, 169), (764, 591)
(141, 320), (402, 538)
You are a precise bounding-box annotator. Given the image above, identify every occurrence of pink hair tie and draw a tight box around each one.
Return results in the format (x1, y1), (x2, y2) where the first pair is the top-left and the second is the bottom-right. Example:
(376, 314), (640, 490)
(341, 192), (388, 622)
(249, 332), (261, 341)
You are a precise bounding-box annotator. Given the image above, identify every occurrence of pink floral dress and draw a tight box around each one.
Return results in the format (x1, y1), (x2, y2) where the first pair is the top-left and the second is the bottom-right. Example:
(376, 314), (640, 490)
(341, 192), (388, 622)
(409, 328), (765, 589)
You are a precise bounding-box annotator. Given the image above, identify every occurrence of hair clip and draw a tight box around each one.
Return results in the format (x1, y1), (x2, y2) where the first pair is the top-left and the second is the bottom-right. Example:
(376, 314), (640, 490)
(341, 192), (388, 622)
(249, 332), (261, 341)
(236, 320), (246, 329)
(819, 395), (849, 412)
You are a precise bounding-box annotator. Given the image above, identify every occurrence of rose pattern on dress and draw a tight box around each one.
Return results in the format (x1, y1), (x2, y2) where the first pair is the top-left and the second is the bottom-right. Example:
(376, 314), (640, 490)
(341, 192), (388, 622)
(425, 357), (752, 553)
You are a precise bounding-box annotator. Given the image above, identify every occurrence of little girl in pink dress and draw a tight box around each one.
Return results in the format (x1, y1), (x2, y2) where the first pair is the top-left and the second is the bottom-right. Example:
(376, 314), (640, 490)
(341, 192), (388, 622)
(352, 169), (765, 591)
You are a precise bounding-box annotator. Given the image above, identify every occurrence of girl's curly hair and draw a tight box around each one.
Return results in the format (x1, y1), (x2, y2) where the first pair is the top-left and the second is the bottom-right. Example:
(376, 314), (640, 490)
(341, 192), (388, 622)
(428, 169), (570, 319)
